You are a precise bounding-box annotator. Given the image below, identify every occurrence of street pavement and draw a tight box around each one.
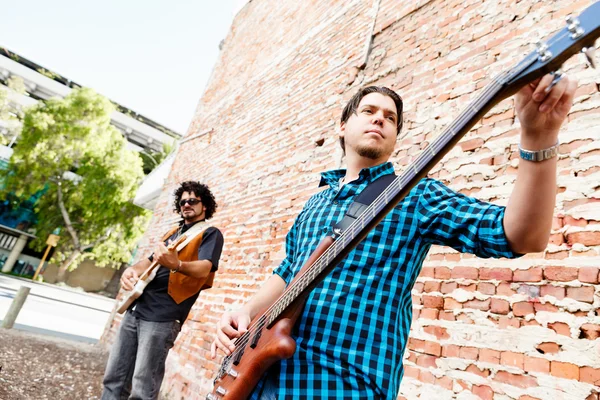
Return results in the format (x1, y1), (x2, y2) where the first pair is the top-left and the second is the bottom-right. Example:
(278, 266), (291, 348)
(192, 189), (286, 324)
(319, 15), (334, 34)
(0, 274), (115, 343)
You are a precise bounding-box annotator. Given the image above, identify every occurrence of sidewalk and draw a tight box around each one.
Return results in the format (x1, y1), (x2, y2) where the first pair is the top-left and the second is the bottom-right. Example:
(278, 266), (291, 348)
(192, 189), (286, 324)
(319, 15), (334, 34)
(0, 274), (115, 342)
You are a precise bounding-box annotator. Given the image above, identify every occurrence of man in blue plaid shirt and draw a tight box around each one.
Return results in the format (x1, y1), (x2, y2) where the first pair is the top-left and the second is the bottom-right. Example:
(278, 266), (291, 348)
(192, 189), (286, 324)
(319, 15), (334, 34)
(212, 74), (576, 399)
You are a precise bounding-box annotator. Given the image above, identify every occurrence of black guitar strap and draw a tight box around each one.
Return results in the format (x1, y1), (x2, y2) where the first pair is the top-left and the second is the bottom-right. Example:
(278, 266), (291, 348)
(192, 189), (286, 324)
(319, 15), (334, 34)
(332, 173), (397, 233)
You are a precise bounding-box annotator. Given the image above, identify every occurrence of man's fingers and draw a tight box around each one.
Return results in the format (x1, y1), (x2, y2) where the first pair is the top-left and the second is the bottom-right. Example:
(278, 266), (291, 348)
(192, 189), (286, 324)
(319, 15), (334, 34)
(538, 77), (568, 113)
(532, 74), (555, 102)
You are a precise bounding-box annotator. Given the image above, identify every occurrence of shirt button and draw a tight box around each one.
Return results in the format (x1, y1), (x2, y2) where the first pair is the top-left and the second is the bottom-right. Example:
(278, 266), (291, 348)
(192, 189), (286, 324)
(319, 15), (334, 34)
(332, 201), (338, 205)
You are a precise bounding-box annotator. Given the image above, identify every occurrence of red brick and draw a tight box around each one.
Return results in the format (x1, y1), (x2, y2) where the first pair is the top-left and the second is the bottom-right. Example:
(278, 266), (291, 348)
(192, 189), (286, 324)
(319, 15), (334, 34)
(435, 267), (451, 279)
(519, 396), (542, 400)
(408, 338), (425, 352)
(466, 364), (490, 378)
(497, 282), (517, 296)
(424, 341), (442, 356)
(567, 286), (595, 303)
(421, 308), (440, 320)
(419, 369), (436, 384)
(494, 371), (537, 388)
(567, 231), (600, 246)
(524, 356), (550, 373)
(477, 282), (495, 295)
(512, 301), (534, 317)
(499, 316), (520, 329)
(422, 295), (444, 309)
(459, 346), (479, 360)
(444, 298), (462, 310)
(479, 348), (500, 364)
(580, 366), (600, 386)
(442, 344), (460, 358)
(423, 280), (441, 293)
(540, 285), (565, 299)
(416, 354), (438, 369)
(420, 267), (435, 278)
(513, 268), (543, 282)
(424, 325), (450, 340)
(544, 266), (578, 281)
(550, 361), (580, 380)
(435, 375), (453, 390)
(536, 342), (561, 354)
(549, 322), (571, 336)
(451, 266), (479, 280)
(580, 324), (600, 340)
(490, 298), (510, 315)
(472, 384), (493, 400)
(501, 351), (524, 369)
(460, 137), (484, 152)
(441, 281), (457, 293)
(579, 267), (600, 284)
(439, 311), (456, 321)
(534, 302), (559, 313)
(480, 267), (512, 281)
(463, 299), (491, 311)
(404, 365), (420, 379)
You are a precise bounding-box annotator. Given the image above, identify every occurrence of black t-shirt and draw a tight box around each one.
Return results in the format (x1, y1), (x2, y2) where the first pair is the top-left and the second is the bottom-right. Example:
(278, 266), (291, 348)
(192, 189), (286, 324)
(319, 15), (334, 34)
(131, 223), (224, 322)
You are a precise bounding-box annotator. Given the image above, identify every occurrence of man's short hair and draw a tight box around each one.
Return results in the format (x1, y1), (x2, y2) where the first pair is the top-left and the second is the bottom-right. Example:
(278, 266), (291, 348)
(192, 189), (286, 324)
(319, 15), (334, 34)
(339, 86), (404, 152)
(173, 181), (218, 220)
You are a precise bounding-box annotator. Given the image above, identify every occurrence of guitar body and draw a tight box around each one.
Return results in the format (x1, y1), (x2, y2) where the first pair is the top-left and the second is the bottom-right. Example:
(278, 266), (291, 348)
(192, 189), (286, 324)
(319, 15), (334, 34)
(210, 305), (301, 399)
(116, 267), (157, 314)
(116, 234), (188, 314)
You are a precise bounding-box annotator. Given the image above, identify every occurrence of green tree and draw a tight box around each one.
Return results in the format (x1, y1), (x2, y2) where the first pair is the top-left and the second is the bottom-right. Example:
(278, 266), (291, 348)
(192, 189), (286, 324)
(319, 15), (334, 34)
(2, 88), (151, 281)
(140, 141), (175, 175)
(0, 76), (26, 146)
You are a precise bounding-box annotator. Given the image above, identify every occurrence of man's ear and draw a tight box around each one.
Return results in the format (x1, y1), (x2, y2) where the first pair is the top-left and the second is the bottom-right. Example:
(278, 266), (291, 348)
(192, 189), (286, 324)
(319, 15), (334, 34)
(339, 121), (345, 139)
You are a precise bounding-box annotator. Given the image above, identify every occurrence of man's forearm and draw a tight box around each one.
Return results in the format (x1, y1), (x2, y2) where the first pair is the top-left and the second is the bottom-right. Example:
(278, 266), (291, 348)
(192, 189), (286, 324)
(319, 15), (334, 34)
(504, 134), (558, 254)
(177, 259), (213, 279)
(242, 274), (287, 320)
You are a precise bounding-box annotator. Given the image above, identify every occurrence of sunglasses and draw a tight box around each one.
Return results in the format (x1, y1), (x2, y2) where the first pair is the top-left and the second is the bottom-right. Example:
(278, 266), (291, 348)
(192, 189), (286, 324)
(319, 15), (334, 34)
(179, 198), (201, 207)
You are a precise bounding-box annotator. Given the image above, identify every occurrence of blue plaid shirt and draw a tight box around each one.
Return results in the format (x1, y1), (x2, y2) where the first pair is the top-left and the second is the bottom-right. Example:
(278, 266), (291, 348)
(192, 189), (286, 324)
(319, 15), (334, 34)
(251, 162), (520, 400)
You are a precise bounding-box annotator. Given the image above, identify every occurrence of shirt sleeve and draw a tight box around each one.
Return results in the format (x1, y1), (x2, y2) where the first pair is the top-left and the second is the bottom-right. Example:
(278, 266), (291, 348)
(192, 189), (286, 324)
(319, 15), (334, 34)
(198, 227), (224, 271)
(272, 209), (305, 285)
(417, 178), (523, 259)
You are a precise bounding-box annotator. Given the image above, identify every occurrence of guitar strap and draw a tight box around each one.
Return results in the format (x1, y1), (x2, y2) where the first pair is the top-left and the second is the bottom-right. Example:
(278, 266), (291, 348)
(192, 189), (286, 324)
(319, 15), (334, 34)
(174, 221), (210, 251)
(332, 173), (397, 233)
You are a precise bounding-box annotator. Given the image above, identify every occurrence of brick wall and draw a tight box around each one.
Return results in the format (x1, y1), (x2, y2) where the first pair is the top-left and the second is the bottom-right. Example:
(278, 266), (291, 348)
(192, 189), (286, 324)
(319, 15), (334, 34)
(104, 0), (600, 399)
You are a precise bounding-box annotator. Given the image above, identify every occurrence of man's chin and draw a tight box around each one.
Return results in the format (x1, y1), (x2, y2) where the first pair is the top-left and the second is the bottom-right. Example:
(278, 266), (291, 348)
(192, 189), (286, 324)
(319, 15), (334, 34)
(356, 146), (384, 160)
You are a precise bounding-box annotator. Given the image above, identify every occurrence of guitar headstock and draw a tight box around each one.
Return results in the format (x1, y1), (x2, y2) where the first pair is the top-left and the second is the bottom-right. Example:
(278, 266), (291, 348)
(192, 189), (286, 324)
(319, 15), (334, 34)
(502, 1), (600, 94)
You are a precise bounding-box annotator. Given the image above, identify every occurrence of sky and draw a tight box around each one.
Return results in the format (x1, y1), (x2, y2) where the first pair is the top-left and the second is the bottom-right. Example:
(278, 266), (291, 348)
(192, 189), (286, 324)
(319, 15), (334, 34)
(0, 0), (246, 135)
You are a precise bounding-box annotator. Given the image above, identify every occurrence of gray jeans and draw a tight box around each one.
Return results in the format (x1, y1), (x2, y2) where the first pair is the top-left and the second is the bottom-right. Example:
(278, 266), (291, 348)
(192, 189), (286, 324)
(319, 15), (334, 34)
(101, 312), (181, 400)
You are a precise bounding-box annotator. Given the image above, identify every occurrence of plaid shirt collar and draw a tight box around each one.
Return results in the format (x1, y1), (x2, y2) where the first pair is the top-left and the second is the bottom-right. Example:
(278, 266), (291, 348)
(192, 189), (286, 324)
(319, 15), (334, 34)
(318, 161), (395, 188)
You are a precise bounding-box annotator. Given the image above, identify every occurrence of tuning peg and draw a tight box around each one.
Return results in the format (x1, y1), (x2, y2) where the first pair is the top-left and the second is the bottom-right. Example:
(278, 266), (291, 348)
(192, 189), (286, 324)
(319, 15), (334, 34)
(582, 47), (597, 69)
(566, 16), (584, 39)
(544, 69), (564, 94)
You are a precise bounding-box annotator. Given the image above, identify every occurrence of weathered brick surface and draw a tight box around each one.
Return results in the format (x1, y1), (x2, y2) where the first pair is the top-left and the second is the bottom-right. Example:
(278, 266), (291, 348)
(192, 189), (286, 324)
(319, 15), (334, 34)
(102, 0), (600, 399)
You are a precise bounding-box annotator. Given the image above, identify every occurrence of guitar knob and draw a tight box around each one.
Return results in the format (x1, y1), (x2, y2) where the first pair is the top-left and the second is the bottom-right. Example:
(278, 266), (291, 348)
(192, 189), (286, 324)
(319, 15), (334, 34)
(216, 386), (228, 396)
(227, 368), (239, 378)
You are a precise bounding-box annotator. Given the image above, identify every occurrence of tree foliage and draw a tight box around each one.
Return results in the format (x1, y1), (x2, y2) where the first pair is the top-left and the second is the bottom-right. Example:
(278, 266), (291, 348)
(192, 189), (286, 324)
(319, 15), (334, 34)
(2, 88), (151, 280)
(0, 76), (26, 146)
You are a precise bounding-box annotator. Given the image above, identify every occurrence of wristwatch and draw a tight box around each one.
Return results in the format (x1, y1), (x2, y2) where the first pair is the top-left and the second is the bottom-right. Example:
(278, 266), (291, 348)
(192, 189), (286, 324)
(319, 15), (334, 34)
(519, 142), (559, 162)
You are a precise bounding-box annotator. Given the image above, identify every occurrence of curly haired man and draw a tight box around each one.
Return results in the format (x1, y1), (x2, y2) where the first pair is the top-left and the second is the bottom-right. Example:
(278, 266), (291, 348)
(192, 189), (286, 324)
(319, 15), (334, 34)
(103, 181), (224, 400)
